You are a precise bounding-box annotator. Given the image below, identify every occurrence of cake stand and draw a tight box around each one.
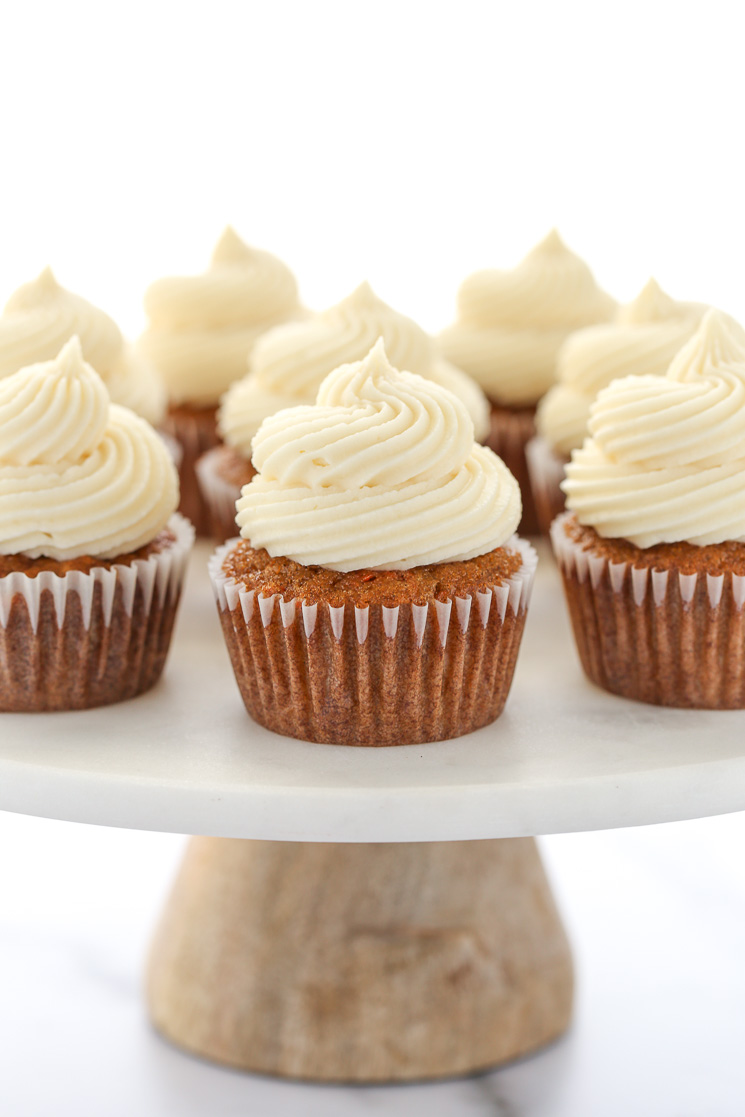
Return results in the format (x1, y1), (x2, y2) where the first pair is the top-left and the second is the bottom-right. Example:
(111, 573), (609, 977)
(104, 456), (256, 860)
(1, 541), (744, 1082)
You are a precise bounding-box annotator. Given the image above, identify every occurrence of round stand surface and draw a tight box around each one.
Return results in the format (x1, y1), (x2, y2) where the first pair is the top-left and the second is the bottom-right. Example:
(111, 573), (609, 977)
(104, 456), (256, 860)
(2, 541), (744, 843)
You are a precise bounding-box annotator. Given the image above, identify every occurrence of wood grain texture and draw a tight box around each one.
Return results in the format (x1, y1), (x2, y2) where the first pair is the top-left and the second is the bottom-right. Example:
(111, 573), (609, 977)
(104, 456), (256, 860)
(146, 837), (573, 1081)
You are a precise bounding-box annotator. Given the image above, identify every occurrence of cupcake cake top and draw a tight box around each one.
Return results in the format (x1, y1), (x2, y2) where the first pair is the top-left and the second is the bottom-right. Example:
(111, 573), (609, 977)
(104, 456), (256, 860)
(536, 279), (706, 456)
(218, 281), (490, 450)
(235, 339), (521, 571)
(0, 267), (166, 426)
(137, 227), (302, 408)
(438, 230), (616, 407)
(0, 337), (178, 560)
(563, 309), (745, 547)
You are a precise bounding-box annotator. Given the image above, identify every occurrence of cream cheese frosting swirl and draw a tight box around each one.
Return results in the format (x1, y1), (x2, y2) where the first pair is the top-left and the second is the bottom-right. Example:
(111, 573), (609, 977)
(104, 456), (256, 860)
(563, 310), (745, 547)
(218, 282), (489, 451)
(235, 339), (521, 571)
(137, 227), (302, 407)
(438, 230), (616, 406)
(0, 337), (179, 559)
(536, 280), (706, 456)
(0, 268), (166, 426)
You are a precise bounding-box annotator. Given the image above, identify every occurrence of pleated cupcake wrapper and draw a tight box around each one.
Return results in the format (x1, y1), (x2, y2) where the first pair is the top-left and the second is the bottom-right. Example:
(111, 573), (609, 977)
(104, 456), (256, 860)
(210, 535), (537, 643)
(550, 511), (745, 708)
(195, 447), (246, 545)
(209, 536), (537, 746)
(157, 429), (184, 469)
(484, 404), (539, 535)
(162, 406), (220, 536)
(525, 436), (568, 536)
(0, 514), (194, 632)
(0, 513), (194, 712)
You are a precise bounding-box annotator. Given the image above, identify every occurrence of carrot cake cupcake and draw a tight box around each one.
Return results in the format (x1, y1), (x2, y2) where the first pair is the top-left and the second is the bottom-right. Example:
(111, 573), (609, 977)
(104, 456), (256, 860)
(438, 230), (615, 533)
(198, 281), (489, 542)
(209, 338), (536, 745)
(552, 309), (745, 708)
(0, 337), (193, 711)
(528, 279), (706, 533)
(1, 266), (165, 426)
(137, 227), (302, 534)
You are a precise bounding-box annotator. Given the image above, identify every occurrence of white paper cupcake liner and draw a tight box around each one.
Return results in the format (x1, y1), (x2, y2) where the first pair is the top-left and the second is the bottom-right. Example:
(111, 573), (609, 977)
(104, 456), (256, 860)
(195, 447), (254, 544)
(550, 511), (745, 708)
(158, 429), (184, 470)
(0, 513), (194, 711)
(525, 436), (568, 536)
(209, 536), (537, 745)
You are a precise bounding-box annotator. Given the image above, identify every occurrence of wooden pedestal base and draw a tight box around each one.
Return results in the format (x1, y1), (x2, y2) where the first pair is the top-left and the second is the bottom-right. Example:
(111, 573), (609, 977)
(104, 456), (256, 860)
(146, 837), (573, 1082)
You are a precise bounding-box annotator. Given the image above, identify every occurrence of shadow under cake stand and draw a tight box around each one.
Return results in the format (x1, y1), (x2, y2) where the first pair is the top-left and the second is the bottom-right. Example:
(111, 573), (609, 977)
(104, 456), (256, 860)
(1, 541), (744, 1082)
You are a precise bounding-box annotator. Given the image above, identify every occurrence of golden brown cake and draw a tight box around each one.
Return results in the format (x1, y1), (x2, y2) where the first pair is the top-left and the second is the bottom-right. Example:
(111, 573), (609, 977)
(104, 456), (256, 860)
(214, 542), (532, 746)
(0, 338), (193, 711)
(209, 339), (536, 746)
(553, 310), (745, 708)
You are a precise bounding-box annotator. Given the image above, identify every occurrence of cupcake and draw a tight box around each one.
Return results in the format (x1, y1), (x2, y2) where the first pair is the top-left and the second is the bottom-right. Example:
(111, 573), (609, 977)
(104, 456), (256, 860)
(0, 338), (193, 711)
(528, 279), (705, 533)
(198, 281), (490, 542)
(0, 266), (166, 426)
(438, 230), (615, 533)
(137, 227), (302, 534)
(552, 309), (745, 709)
(209, 339), (536, 746)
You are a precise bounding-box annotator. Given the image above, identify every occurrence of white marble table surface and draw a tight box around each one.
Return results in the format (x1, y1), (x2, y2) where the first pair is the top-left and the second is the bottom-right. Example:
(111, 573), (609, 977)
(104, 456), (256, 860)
(1, 809), (744, 1116)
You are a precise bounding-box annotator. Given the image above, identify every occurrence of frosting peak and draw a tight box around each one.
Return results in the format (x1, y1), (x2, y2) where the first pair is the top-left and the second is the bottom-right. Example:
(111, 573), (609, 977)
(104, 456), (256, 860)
(616, 278), (682, 325)
(0, 270), (166, 426)
(143, 229), (299, 331)
(455, 232), (615, 331)
(236, 341), (521, 571)
(0, 337), (108, 467)
(218, 282), (490, 454)
(255, 338), (474, 492)
(438, 233), (615, 406)
(5, 265), (62, 309)
(563, 310), (745, 546)
(524, 228), (567, 261)
(318, 335), (449, 408)
(211, 225), (257, 267)
(2, 267), (122, 375)
(0, 341), (178, 559)
(334, 280), (381, 314)
(536, 281), (707, 456)
(138, 230), (302, 406)
(668, 308), (745, 382)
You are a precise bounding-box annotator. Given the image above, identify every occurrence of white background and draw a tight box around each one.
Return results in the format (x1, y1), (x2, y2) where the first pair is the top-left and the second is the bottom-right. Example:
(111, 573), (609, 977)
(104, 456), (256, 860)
(1, 3), (744, 335)
(1, 2), (745, 1113)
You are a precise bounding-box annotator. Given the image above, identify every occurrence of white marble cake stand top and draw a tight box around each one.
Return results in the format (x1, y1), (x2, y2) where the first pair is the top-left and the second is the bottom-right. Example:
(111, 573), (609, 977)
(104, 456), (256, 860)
(0, 540), (743, 842)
